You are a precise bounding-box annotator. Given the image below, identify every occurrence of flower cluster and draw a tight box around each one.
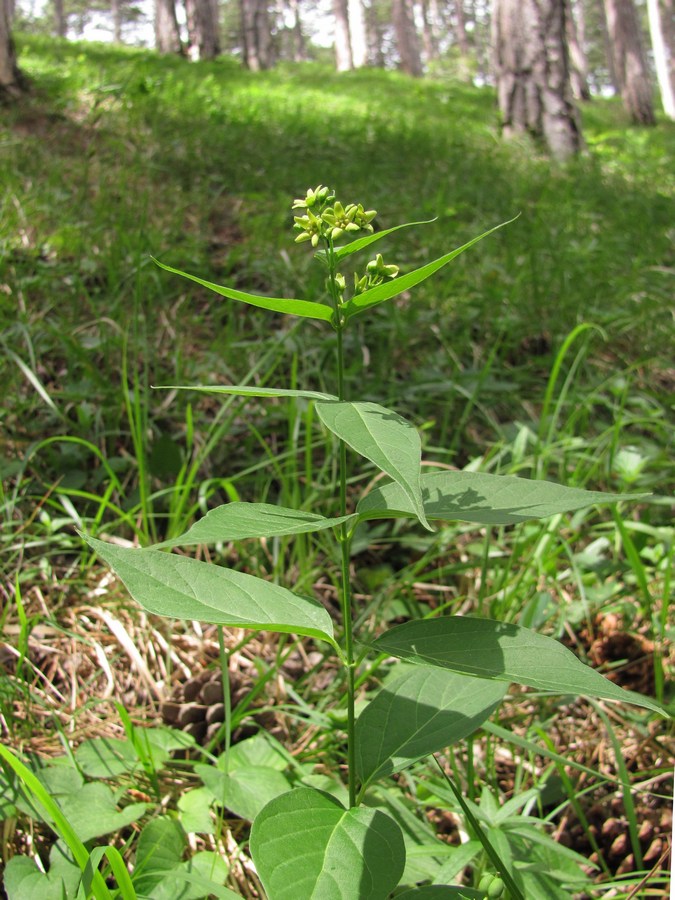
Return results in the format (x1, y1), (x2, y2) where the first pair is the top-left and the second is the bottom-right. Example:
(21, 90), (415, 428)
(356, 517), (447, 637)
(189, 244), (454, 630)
(292, 185), (376, 247)
(353, 254), (399, 296)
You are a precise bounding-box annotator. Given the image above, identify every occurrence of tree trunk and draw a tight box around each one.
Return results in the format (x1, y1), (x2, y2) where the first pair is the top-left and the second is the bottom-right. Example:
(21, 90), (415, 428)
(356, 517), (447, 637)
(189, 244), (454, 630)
(492, 0), (583, 160)
(603, 0), (655, 124)
(349, 0), (368, 67)
(419, 0), (439, 62)
(286, 0), (308, 62)
(0, 0), (22, 99)
(155, 0), (183, 53)
(647, 0), (675, 118)
(53, 0), (67, 37)
(334, 0), (353, 71)
(240, 0), (272, 70)
(567, 0), (591, 99)
(365, 0), (385, 67)
(111, 0), (122, 43)
(185, 0), (221, 60)
(393, 0), (422, 75)
(454, 0), (470, 55)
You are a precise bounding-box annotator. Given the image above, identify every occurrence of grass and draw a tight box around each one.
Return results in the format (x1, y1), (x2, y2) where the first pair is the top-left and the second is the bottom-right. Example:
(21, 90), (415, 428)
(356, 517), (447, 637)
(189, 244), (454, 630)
(0, 34), (673, 897)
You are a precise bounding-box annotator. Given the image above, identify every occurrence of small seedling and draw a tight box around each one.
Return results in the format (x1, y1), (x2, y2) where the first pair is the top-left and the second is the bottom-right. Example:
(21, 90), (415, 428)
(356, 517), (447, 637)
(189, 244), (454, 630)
(71, 186), (663, 897)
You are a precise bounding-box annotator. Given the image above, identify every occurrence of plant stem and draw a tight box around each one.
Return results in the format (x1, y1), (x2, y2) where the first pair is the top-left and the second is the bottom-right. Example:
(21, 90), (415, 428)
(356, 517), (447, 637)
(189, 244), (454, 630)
(327, 242), (357, 808)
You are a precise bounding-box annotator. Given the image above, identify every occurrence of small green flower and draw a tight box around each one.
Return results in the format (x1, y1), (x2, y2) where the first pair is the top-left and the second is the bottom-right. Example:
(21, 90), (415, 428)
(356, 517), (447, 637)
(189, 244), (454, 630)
(292, 185), (334, 211)
(366, 253), (399, 280)
(293, 208), (324, 247)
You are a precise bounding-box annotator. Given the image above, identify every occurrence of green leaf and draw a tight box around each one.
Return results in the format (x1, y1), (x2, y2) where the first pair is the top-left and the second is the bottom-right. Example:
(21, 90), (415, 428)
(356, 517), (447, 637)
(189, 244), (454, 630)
(177, 787), (215, 835)
(316, 401), (431, 531)
(154, 502), (353, 549)
(395, 888), (483, 899)
(83, 535), (336, 646)
(250, 787), (405, 900)
(153, 258), (333, 322)
(75, 737), (139, 778)
(329, 218), (437, 262)
(4, 843), (83, 900)
(370, 617), (666, 715)
(133, 818), (186, 896)
(355, 666), (506, 788)
(357, 469), (647, 525)
(153, 384), (338, 401)
(196, 763), (291, 821)
(341, 219), (516, 322)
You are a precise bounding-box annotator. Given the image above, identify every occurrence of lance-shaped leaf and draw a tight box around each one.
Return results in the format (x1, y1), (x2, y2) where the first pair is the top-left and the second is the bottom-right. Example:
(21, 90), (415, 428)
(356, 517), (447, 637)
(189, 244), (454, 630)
(153, 384), (338, 401)
(341, 218), (517, 322)
(370, 617), (665, 716)
(316, 401), (431, 531)
(355, 666), (506, 789)
(154, 502), (354, 549)
(357, 470), (647, 526)
(396, 889), (483, 899)
(83, 535), (336, 646)
(250, 787), (405, 900)
(327, 218), (437, 262)
(153, 258), (334, 322)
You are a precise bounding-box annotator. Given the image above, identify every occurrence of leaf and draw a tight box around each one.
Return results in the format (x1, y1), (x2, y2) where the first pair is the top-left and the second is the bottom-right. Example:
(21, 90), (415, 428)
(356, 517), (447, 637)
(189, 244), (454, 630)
(3, 843), (83, 900)
(196, 763), (291, 821)
(83, 535), (336, 646)
(355, 666), (506, 788)
(178, 787), (215, 835)
(395, 888), (483, 899)
(330, 219), (437, 262)
(153, 384), (337, 401)
(153, 258), (333, 322)
(341, 218), (517, 322)
(133, 818), (186, 895)
(316, 401), (430, 531)
(370, 617), (666, 715)
(75, 737), (138, 778)
(154, 502), (353, 549)
(250, 787), (405, 900)
(357, 469), (647, 525)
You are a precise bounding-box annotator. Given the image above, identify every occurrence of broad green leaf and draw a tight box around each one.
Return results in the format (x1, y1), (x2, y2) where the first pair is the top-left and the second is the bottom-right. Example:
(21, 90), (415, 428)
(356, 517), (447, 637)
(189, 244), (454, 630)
(250, 787), (405, 900)
(153, 384), (337, 401)
(83, 535), (336, 646)
(3, 843), (83, 900)
(19, 772), (147, 843)
(153, 257), (333, 322)
(316, 401), (431, 531)
(355, 667), (506, 788)
(395, 889), (483, 899)
(75, 737), (138, 778)
(329, 218), (437, 262)
(196, 763), (291, 821)
(370, 617), (665, 715)
(341, 219), (516, 322)
(154, 502), (353, 549)
(178, 787), (215, 834)
(357, 469), (646, 525)
(223, 733), (288, 771)
(133, 818), (186, 895)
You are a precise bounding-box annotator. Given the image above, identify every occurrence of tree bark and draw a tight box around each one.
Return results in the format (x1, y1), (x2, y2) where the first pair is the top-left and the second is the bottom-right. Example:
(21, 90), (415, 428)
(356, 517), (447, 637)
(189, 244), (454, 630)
(53, 0), (67, 37)
(0, 0), (22, 99)
(492, 0), (583, 160)
(334, 0), (353, 71)
(111, 0), (122, 42)
(567, 0), (591, 99)
(454, 0), (470, 55)
(364, 0), (385, 67)
(603, 0), (655, 124)
(155, 0), (183, 53)
(393, 0), (422, 75)
(240, 0), (272, 70)
(185, 0), (221, 60)
(349, 0), (368, 67)
(647, 0), (675, 118)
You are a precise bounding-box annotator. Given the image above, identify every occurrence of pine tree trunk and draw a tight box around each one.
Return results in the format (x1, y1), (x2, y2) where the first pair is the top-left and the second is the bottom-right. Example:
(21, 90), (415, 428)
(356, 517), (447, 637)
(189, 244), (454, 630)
(647, 0), (675, 118)
(567, 0), (591, 99)
(603, 0), (655, 124)
(492, 0), (583, 160)
(240, 0), (272, 70)
(111, 0), (122, 42)
(365, 0), (385, 67)
(155, 0), (183, 53)
(185, 0), (221, 60)
(454, 0), (470, 55)
(334, 0), (353, 71)
(393, 0), (422, 75)
(349, 0), (368, 67)
(0, 0), (22, 99)
(54, 0), (67, 37)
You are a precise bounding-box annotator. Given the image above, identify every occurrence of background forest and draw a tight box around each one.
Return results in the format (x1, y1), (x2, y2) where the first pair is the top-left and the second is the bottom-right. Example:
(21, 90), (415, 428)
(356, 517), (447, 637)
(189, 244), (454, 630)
(0, 0), (674, 898)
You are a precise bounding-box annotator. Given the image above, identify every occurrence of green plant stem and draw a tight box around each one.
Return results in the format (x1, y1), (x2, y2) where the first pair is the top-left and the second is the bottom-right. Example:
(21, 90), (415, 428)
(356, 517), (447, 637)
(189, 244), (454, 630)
(327, 240), (357, 808)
